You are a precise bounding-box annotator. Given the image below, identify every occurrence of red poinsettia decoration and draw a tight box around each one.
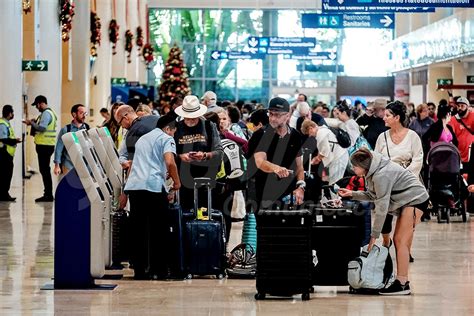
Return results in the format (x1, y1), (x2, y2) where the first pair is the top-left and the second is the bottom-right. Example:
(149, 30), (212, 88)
(90, 11), (101, 58)
(142, 43), (155, 69)
(23, 0), (32, 14)
(109, 19), (119, 55)
(60, 0), (75, 42)
(136, 26), (144, 54)
(125, 30), (134, 63)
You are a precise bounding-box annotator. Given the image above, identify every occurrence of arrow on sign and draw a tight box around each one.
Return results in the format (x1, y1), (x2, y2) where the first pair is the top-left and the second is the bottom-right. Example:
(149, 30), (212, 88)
(380, 15), (393, 28)
(248, 37), (259, 48)
(328, 52), (337, 60)
(211, 51), (221, 60)
(38, 61), (46, 71)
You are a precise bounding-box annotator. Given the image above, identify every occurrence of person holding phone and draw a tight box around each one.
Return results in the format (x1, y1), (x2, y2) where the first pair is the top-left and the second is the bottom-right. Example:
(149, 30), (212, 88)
(338, 148), (429, 295)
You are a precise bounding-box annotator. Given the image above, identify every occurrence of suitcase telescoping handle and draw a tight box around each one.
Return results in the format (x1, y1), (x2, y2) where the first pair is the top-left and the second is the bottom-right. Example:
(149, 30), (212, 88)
(302, 147), (313, 179)
(193, 177), (212, 220)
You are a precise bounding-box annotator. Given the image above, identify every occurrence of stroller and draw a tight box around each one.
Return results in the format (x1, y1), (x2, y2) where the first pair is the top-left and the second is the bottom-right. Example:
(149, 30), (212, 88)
(427, 142), (467, 223)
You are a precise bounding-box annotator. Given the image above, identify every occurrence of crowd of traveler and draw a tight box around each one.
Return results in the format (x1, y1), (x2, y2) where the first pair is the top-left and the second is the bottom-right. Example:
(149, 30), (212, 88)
(1, 89), (473, 296)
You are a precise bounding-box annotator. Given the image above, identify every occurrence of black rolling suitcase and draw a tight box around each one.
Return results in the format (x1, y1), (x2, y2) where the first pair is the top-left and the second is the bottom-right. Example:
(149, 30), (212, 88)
(310, 200), (365, 286)
(166, 192), (186, 279)
(255, 209), (313, 301)
(185, 177), (226, 279)
(111, 209), (129, 268)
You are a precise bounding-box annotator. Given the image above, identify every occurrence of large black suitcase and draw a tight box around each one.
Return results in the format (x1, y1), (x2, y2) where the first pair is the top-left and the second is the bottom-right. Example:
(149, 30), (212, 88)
(111, 209), (129, 268)
(167, 194), (186, 279)
(185, 178), (226, 279)
(310, 201), (365, 286)
(255, 209), (313, 301)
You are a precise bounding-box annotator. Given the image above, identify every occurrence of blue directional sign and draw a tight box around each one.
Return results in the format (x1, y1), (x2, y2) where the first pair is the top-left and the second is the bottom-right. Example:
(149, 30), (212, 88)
(248, 36), (316, 55)
(210, 50), (265, 60)
(297, 64), (345, 73)
(284, 51), (338, 61)
(321, 0), (435, 13)
(327, 0), (473, 8)
(302, 13), (395, 29)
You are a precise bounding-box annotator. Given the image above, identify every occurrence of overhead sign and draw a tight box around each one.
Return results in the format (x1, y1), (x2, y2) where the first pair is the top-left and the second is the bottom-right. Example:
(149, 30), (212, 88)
(284, 51), (338, 61)
(437, 78), (453, 86)
(302, 13), (395, 29)
(111, 77), (127, 85)
(327, 0), (473, 8)
(467, 76), (474, 84)
(22, 60), (48, 71)
(297, 64), (345, 73)
(210, 51), (265, 60)
(248, 36), (315, 55)
(321, 0), (435, 13)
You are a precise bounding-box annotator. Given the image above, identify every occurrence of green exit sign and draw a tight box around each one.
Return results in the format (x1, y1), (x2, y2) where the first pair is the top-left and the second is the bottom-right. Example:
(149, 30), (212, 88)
(467, 76), (474, 84)
(111, 77), (126, 85)
(437, 78), (453, 85)
(22, 60), (48, 71)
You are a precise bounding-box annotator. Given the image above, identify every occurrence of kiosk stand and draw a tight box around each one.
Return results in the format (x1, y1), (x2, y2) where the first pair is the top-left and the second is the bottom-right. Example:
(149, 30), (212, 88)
(42, 132), (116, 290)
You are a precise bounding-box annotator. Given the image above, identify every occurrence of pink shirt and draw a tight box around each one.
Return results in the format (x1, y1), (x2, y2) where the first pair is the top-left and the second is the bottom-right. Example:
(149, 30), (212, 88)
(431, 128), (453, 148)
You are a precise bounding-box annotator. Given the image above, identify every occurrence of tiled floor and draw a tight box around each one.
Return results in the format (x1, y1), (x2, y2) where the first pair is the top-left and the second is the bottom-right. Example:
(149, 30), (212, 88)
(1, 175), (474, 315)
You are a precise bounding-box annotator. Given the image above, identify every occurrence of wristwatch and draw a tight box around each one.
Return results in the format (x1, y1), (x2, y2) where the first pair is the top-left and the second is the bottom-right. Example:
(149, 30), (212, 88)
(296, 180), (306, 190)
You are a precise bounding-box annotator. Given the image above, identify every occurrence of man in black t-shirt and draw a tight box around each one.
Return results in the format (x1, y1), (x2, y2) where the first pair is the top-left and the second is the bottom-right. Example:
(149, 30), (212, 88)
(250, 97), (305, 211)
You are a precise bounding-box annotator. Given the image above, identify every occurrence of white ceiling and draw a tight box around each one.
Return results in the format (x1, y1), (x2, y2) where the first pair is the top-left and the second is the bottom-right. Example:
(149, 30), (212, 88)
(147, 0), (321, 9)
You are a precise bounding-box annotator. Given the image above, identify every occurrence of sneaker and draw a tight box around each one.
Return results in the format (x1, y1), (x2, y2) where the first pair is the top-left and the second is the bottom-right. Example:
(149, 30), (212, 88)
(35, 196), (54, 202)
(379, 279), (411, 296)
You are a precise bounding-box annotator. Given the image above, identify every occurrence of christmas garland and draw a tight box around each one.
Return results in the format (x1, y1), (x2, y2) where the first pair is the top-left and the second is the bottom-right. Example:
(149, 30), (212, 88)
(109, 19), (119, 55)
(60, 0), (75, 42)
(90, 11), (101, 58)
(125, 30), (134, 63)
(23, 0), (32, 14)
(142, 43), (155, 69)
(136, 26), (144, 54)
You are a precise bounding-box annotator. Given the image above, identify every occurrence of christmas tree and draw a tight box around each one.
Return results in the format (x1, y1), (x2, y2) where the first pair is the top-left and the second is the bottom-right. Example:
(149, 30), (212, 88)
(158, 45), (191, 108)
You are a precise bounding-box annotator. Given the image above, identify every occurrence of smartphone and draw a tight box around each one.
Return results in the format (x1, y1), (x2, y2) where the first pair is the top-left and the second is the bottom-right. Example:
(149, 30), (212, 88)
(188, 151), (197, 156)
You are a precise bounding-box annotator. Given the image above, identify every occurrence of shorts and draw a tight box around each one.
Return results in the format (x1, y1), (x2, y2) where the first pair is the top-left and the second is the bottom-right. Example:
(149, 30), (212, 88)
(408, 199), (430, 213)
(381, 199), (429, 235)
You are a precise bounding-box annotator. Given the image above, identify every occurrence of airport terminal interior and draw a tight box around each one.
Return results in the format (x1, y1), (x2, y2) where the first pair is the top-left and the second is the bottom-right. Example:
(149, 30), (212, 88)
(1, 0), (474, 314)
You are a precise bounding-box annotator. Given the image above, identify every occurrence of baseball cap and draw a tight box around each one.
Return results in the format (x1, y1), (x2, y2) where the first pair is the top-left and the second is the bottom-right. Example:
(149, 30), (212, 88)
(32, 95), (47, 106)
(456, 97), (470, 106)
(268, 97), (290, 112)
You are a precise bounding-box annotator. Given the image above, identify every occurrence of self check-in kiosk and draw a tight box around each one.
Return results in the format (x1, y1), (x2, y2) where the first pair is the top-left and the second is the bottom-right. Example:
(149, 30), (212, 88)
(47, 131), (115, 290)
(75, 130), (114, 268)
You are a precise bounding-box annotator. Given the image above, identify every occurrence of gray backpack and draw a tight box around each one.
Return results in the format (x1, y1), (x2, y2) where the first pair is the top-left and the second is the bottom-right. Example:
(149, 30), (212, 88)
(348, 244), (394, 292)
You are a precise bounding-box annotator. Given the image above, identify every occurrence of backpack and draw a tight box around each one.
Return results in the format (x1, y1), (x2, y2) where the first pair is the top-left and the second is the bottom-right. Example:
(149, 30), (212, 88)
(348, 244), (394, 293)
(226, 243), (256, 279)
(328, 126), (351, 148)
(221, 138), (247, 190)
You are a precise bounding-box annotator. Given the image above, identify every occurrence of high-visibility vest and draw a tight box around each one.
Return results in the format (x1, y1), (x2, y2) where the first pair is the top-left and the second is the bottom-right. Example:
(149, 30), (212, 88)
(0, 118), (16, 157)
(34, 108), (57, 146)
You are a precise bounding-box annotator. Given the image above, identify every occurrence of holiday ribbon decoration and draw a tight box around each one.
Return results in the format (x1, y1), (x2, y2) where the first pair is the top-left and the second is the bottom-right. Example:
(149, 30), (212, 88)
(90, 11), (101, 58)
(125, 30), (134, 63)
(60, 0), (75, 42)
(136, 26), (144, 54)
(23, 0), (32, 14)
(109, 20), (119, 55)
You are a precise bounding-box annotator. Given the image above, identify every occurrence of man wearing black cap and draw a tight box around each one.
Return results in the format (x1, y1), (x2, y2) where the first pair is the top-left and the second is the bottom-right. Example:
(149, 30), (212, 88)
(249, 97), (305, 210)
(23, 95), (57, 202)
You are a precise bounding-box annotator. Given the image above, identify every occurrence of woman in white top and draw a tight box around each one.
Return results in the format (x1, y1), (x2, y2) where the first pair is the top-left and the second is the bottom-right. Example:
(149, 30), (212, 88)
(289, 101), (311, 129)
(301, 119), (349, 185)
(334, 103), (360, 147)
(374, 100), (423, 261)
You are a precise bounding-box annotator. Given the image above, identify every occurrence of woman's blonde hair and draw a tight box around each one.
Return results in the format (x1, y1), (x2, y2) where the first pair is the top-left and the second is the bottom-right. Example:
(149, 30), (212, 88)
(301, 119), (316, 135)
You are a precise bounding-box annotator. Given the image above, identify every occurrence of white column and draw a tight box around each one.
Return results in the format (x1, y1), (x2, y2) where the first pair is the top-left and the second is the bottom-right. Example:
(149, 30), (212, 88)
(138, 0), (148, 85)
(90, 0), (112, 124)
(61, 0), (90, 124)
(111, 0), (127, 79)
(0, 0), (23, 187)
(452, 61), (467, 98)
(27, 0), (62, 128)
(409, 13), (428, 32)
(126, 0), (139, 82)
(428, 8), (451, 24)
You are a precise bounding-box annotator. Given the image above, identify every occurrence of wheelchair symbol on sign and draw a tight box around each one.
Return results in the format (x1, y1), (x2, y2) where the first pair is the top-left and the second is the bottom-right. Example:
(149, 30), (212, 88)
(330, 16), (339, 26)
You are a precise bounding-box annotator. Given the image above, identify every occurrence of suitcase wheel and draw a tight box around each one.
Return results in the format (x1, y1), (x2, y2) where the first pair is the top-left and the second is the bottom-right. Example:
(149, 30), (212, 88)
(302, 293), (310, 301)
(186, 274), (193, 280)
(216, 273), (225, 279)
(309, 287), (314, 293)
(254, 292), (266, 300)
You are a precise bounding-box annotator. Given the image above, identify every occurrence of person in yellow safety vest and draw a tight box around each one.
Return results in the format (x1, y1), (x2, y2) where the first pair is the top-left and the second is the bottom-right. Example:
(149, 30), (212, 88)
(0, 105), (22, 202)
(22, 95), (57, 202)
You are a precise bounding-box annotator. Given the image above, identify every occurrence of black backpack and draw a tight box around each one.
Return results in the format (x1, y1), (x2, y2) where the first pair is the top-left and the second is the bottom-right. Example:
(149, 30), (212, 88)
(328, 126), (351, 148)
